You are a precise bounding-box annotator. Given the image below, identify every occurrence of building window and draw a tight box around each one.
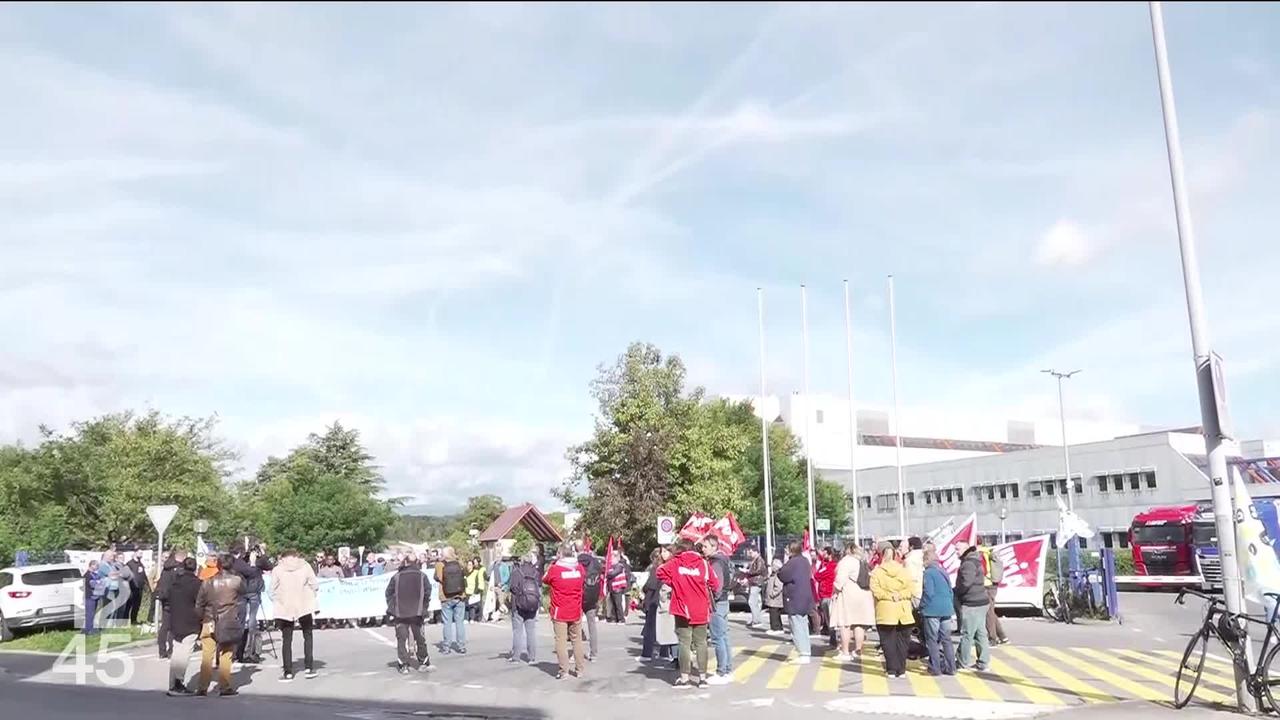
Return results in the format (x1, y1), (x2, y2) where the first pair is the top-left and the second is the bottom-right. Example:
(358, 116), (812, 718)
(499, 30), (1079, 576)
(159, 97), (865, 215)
(1044, 480), (1055, 496)
(944, 488), (953, 503)
(1096, 475), (1108, 493)
(1010, 483), (1020, 499)
(906, 491), (916, 507)
(816, 409), (825, 424)
(997, 484), (1007, 500)
(1144, 470), (1157, 489)
(1117, 532), (1130, 549)
(1112, 474), (1124, 492)
(1128, 473), (1141, 491)
(986, 486), (995, 501)
(1029, 482), (1042, 498)
(859, 495), (872, 509)
(957, 487), (964, 503)
(1056, 477), (1067, 495)
(1102, 532), (1114, 549)
(1078, 537), (1088, 549)
(1073, 477), (1083, 494)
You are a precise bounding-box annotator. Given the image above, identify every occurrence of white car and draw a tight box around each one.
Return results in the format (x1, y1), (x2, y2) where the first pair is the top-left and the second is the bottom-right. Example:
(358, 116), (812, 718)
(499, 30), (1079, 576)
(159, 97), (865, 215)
(0, 563), (83, 641)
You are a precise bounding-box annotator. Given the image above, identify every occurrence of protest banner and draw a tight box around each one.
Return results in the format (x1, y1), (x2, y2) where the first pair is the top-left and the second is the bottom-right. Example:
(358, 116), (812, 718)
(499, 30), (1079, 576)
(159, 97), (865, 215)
(259, 572), (393, 620)
(992, 534), (1050, 610)
(934, 513), (978, 584)
(679, 513), (715, 542)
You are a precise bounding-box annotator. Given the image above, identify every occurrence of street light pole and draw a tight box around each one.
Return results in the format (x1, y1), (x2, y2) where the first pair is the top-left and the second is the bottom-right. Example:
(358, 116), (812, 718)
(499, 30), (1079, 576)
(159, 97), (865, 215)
(999, 507), (1007, 546)
(1149, 2), (1251, 709)
(1042, 369), (1080, 513)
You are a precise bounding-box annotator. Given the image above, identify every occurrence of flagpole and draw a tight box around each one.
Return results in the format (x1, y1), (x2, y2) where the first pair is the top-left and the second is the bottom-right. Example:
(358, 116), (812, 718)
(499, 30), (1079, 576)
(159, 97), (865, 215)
(801, 285), (817, 541)
(843, 280), (860, 544)
(889, 275), (906, 537)
(757, 288), (776, 562)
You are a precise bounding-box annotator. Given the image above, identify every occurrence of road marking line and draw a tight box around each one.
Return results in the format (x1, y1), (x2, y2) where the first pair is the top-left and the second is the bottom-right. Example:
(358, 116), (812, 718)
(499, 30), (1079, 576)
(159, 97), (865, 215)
(733, 643), (782, 684)
(986, 657), (1065, 705)
(1076, 647), (1232, 705)
(707, 645), (743, 676)
(814, 652), (843, 692)
(856, 652), (889, 696)
(904, 661), (943, 697)
(953, 666), (1003, 701)
(361, 628), (396, 648)
(1039, 647), (1153, 702)
(1002, 647), (1111, 704)
(765, 651), (801, 689)
(1118, 649), (1235, 692)
(1155, 648), (1234, 673)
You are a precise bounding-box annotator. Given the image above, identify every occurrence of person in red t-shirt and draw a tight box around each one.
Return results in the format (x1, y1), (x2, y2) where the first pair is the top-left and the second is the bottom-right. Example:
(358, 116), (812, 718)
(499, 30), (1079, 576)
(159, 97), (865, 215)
(542, 543), (587, 680)
(656, 538), (721, 689)
(814, 547), (838, 640)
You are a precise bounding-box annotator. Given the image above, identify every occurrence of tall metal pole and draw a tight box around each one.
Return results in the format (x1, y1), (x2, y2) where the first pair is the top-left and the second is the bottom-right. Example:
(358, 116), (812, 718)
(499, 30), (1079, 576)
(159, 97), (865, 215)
(843, 280), (860, 543)
(1150, 2), (1251, 709)
(801, 285), (817, 540)
(888, 275), (905, 537)
(757, 288), (775, 562)
(1042, 369), (1080, 512)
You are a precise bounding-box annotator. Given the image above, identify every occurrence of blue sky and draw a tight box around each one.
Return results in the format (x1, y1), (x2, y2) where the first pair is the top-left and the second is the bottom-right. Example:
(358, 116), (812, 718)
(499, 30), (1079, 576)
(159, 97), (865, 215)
(2, 3), (1277, 512)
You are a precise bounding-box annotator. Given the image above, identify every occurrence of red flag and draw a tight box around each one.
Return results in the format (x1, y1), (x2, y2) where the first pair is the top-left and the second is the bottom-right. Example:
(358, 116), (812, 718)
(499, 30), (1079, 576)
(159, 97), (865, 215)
(802, 528), (813, 555)
(712, 512), (746, 552)
(679, 512), (715, 541)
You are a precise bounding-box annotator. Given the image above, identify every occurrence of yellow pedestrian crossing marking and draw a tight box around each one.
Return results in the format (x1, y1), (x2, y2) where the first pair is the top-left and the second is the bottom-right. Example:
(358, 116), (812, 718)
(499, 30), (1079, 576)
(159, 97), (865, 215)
(953, 667), (1003, 701)
(904, 662), (944, 697)
(1155, 648), (1235, 675)
(731, 643), (782, 684)
(765, 651), (802, 689)
(986, 657), (1066, 705)
(814, 652), (843, 692)
(856, 652), (890, 695)
(711, 642), (1235, 707)
(1119, 649), (1236, 693)
(707, 645), (743, 676)
(1001, 646), (1112, 703)
(1077, 647), (1232, 705)
(1038, 647), (1151, 702)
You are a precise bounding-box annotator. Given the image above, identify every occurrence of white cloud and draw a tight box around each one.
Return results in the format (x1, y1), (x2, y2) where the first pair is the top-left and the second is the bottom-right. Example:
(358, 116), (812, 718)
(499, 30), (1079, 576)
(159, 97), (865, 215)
(1035, 219), (1094, 267)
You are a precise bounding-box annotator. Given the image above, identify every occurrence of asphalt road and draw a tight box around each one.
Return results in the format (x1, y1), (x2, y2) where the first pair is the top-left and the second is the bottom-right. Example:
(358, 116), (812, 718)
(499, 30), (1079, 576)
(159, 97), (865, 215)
(0, 593), (1239, 720)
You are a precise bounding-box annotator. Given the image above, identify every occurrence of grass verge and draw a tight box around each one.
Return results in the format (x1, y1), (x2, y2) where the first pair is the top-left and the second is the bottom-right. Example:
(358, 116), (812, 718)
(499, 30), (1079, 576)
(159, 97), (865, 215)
(1, 625), (155, 654)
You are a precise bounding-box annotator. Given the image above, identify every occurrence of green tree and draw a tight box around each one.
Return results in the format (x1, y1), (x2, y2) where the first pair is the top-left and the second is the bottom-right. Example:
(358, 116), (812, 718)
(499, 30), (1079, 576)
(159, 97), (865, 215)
(458, 494), (506, 535)
(245, 422), (397, 554)
(0, 412), (234, 558)
(557, 342), (697, 555)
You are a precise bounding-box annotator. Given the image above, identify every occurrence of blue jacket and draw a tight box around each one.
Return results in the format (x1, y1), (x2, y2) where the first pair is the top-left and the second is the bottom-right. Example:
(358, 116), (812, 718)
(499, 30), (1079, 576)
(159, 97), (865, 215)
(919, 561), (954, 618)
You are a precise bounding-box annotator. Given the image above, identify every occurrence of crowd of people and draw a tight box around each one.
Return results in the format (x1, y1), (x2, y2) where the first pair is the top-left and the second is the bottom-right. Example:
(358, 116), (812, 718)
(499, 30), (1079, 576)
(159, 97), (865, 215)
(73, 530), (1011, 697)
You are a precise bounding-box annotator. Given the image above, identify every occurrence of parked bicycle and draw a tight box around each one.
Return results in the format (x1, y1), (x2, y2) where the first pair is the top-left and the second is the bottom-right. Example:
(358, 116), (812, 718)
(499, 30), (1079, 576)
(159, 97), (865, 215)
(1173, 587), (1280, 710)
(1042, 576), (1073, 624)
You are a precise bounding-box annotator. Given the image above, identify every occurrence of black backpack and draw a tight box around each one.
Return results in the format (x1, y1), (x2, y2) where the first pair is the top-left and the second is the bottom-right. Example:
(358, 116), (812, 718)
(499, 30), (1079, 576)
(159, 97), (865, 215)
(441, 561), (465, 597)
(580, 554), (601, 610)
(513, 569), (541, 614)
(856, 558), (870, 591)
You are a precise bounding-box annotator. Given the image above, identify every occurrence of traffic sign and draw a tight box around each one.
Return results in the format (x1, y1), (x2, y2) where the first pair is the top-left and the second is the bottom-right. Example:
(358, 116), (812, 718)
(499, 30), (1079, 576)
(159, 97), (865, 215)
(146, 505), (178, 534)
(657, 516), (677, 544)
(815, 518), (831, 532)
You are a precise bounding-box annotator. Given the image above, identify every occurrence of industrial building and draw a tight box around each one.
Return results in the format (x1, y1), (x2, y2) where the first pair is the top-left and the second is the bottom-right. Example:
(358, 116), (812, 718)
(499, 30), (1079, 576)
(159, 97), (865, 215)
(730, 393), (1278, 548)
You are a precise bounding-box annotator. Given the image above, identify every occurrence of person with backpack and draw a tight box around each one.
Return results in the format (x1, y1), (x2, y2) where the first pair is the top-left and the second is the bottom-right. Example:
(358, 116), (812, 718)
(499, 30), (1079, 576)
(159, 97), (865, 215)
(465, 558), (487, 623)
(507, 549), (541, 664)
(656, 538), (720, 689)
(702, 535), (734, 685)
(385, 554), (433, 674)
(159, 556), (202, 696)
(980, 545), (1009, 645)
(435, 547), (468, 654)
(575, 542), (602, 661)
(543, 543), (587, 680)
(831, 543), (874, 660)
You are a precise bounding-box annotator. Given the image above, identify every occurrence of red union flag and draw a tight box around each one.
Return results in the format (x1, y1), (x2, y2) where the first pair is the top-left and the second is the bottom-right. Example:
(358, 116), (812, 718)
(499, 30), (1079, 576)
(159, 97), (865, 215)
(934, 513), (978, 584)
(679, 513), (715, 541)
(712, 512), (746, 552)
(992, 535), (1050, 609)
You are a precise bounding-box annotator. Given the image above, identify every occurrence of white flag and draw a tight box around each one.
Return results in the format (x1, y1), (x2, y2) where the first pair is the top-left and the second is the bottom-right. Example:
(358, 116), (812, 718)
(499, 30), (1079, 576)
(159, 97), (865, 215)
(1056, 497), (1095, 542)
(1232, 468), (1280, 608)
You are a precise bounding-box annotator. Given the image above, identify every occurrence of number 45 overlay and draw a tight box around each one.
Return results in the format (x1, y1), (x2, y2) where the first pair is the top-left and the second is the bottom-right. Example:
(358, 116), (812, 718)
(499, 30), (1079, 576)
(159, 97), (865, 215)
(53, 633), (136, 686)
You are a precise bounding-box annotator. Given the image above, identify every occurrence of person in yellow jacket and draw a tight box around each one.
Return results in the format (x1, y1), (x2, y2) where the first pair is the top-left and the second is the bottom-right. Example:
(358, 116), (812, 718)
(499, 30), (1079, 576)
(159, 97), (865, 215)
(465, 558), (488, 622)
(869, 544), (914, 677)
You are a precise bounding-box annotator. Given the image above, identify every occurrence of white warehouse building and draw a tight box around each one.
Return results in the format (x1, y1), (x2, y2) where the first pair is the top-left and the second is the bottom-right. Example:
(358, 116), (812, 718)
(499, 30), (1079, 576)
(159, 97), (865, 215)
(726, 394), (1278, 549)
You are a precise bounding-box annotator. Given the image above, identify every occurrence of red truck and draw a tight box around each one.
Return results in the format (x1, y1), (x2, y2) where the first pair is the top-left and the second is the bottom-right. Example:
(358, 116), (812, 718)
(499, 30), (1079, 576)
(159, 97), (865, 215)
(1129, 504), (1213, 578)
